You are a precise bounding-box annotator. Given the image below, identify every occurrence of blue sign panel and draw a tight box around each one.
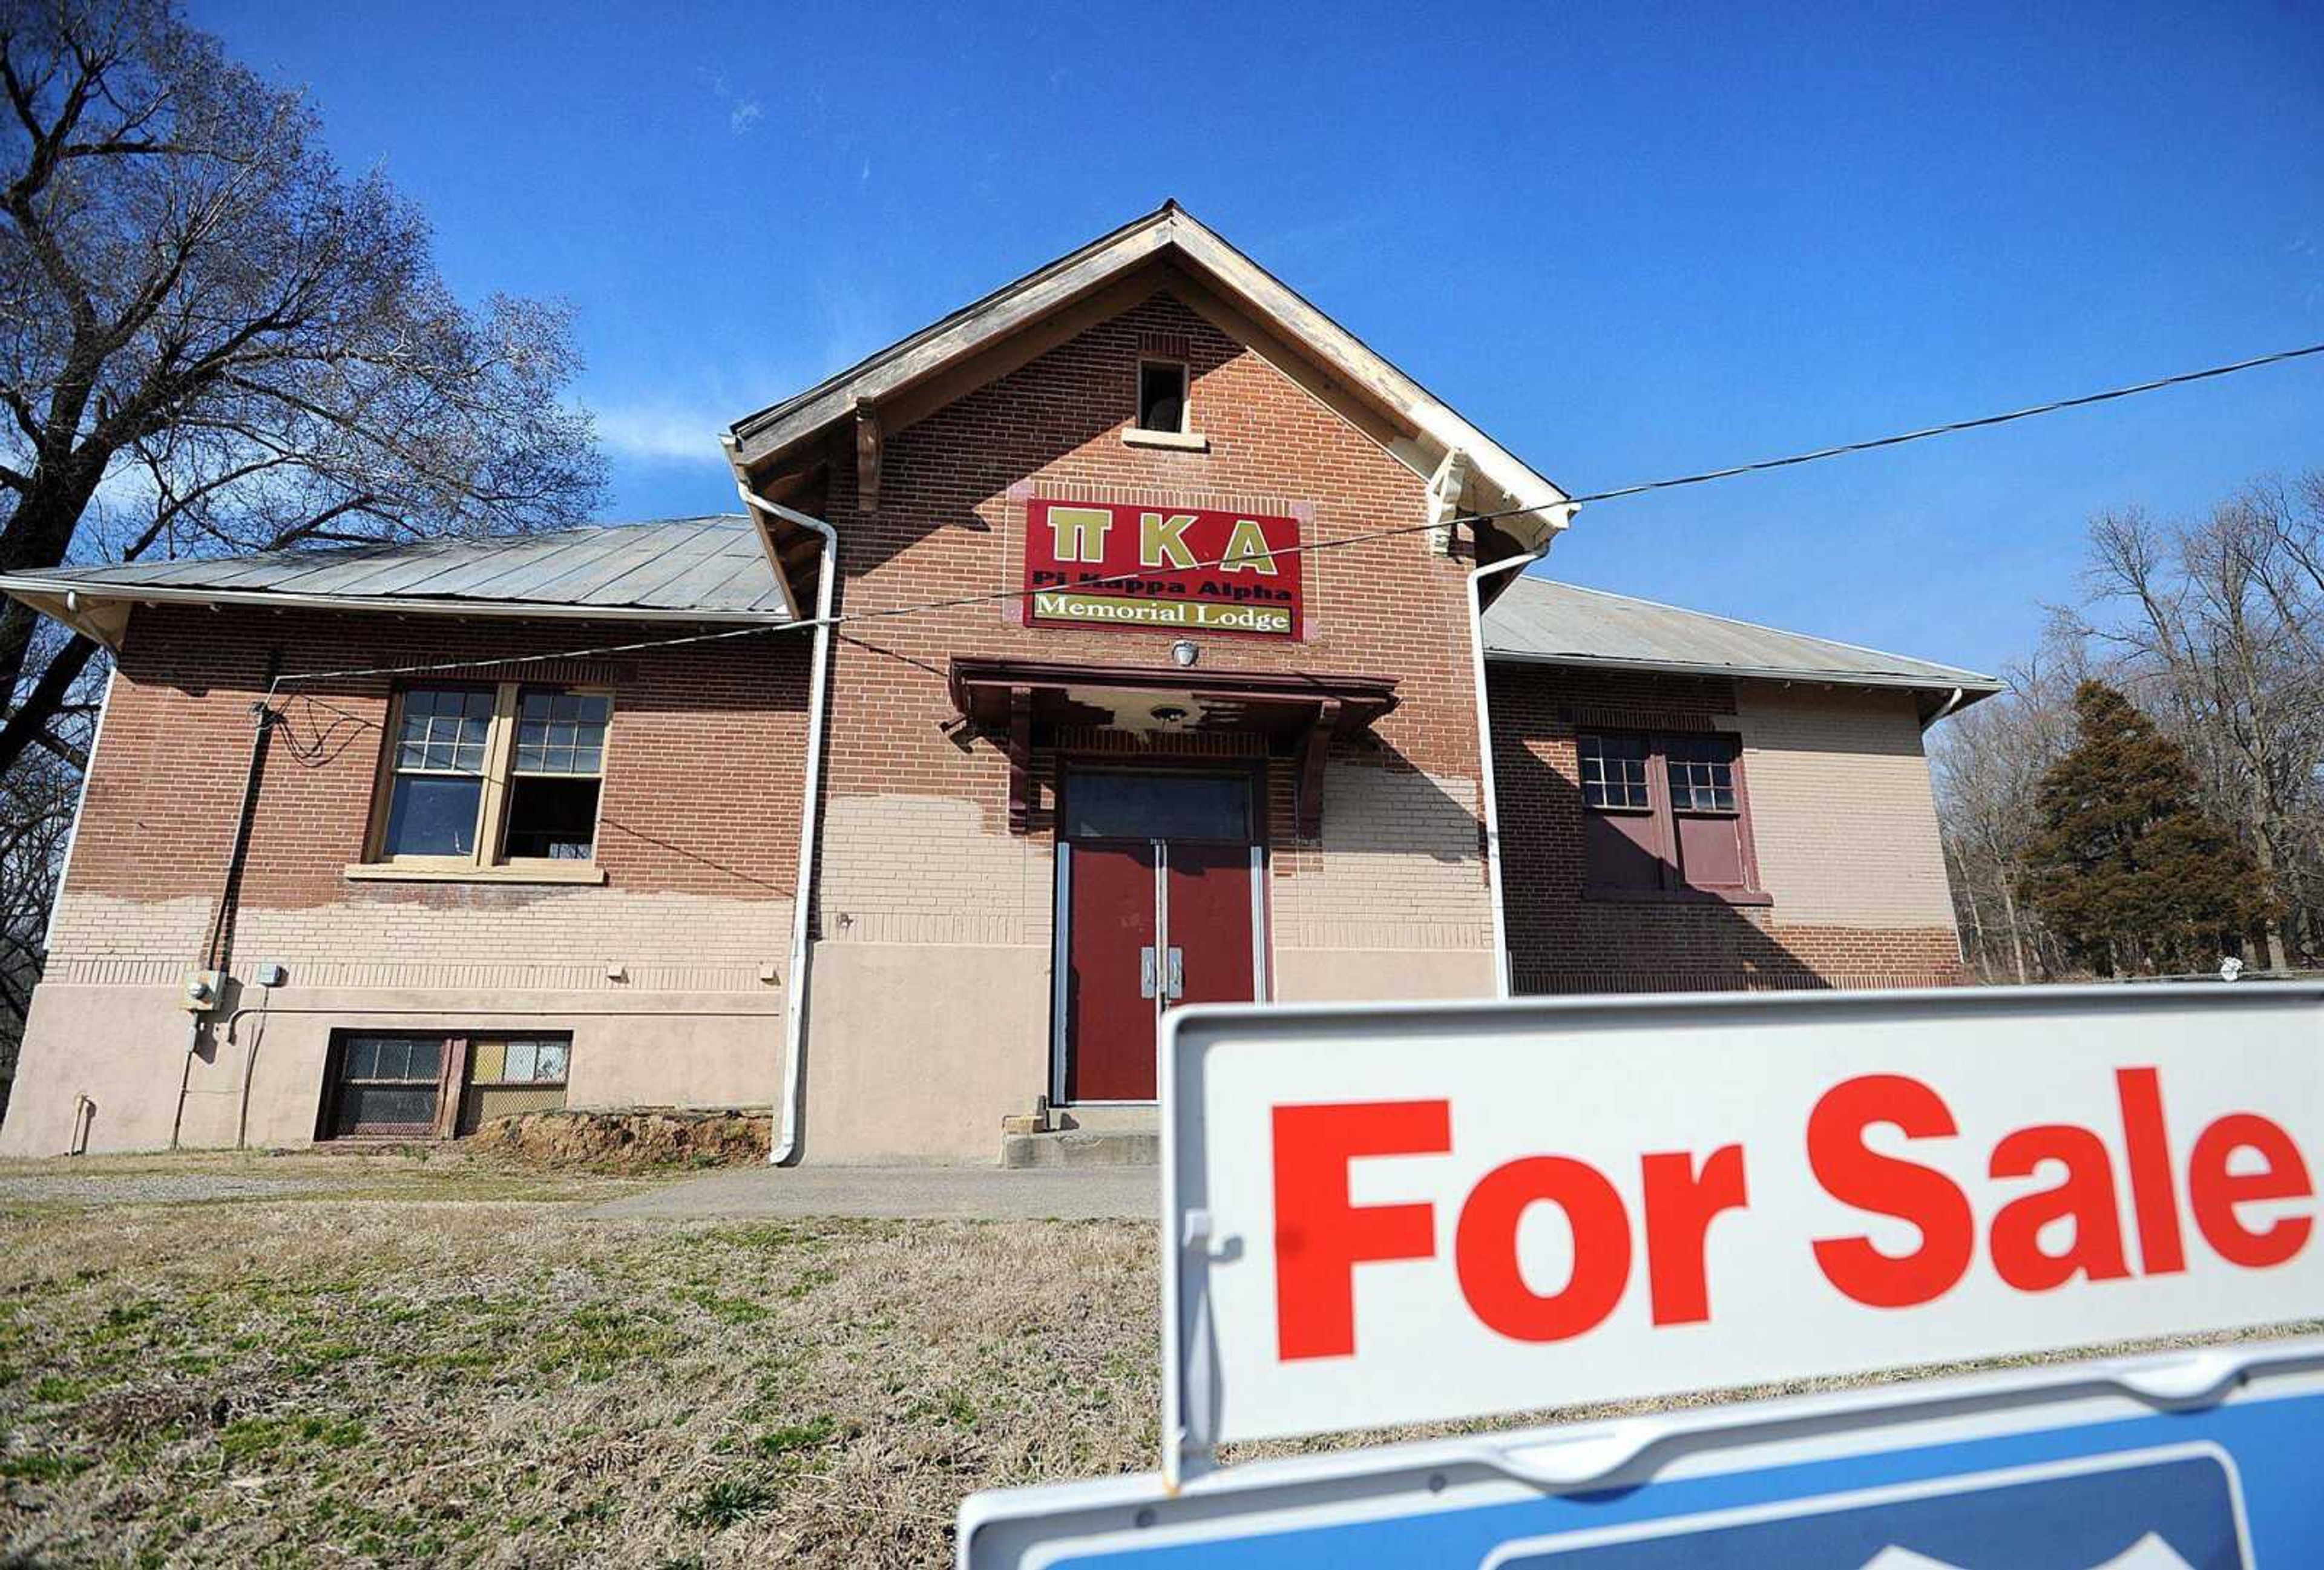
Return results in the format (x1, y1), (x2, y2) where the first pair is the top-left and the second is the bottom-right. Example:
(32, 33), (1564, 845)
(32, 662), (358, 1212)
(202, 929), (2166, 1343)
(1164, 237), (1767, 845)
(1490, 1448), (2243, 1569)
(957, 1349), (2320, 1569)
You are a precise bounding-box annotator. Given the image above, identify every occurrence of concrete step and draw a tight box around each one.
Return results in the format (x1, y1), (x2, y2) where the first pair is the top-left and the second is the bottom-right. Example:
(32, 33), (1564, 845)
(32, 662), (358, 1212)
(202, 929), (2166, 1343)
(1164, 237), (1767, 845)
(999, 1128), (1160, 1169)
(1055, 1105), (1157, 1135)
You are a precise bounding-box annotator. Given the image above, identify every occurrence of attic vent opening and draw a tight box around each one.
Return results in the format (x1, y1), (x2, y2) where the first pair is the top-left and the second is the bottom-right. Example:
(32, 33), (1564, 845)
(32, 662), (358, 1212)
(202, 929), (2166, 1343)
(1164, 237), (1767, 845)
(1137, 361), (1187, 434)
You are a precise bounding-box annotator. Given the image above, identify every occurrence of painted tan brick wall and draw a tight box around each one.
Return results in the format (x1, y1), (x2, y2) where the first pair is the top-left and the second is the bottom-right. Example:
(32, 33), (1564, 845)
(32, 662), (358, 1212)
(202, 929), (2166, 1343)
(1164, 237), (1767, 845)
(47, 890), (791, 994)
(1737, 685), (1958, 928)
(1272, 761), (1491, 951)
(815, 794), (1054, 948)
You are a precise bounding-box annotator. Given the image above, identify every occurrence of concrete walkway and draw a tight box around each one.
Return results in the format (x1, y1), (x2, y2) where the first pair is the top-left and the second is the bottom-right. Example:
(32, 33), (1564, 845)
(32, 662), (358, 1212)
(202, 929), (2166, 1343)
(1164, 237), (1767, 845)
(591, 1162), (1157, 1222)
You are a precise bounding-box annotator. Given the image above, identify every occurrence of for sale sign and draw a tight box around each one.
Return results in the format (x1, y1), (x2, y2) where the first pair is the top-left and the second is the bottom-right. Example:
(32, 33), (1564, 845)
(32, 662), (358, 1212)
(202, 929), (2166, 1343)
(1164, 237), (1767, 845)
(1160, 985), (2324, 1452)
(1022, 498), (1303, 639)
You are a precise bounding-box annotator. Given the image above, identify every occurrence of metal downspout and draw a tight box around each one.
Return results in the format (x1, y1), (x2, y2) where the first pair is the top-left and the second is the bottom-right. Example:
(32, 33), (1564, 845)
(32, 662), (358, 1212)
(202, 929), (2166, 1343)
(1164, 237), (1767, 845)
(1922, 685), (1968, 732)
(1469, 528), (1563, 999)
(733, 485), (837, 1167)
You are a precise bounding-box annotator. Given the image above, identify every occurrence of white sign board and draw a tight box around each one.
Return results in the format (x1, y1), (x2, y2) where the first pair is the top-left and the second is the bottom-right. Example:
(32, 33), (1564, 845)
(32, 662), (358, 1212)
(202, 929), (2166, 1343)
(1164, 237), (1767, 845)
(1161, 985), (2324, 1457)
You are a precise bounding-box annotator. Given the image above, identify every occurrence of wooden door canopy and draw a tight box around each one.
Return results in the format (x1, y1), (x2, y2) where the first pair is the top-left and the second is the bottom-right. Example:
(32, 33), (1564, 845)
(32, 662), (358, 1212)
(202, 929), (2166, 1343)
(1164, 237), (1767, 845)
(947, 657), (1399, 837)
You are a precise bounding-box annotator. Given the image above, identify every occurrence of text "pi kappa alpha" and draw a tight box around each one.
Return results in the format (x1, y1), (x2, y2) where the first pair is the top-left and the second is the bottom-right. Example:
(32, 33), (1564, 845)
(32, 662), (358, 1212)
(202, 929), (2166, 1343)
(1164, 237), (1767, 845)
(1023, 498), (1305, 639)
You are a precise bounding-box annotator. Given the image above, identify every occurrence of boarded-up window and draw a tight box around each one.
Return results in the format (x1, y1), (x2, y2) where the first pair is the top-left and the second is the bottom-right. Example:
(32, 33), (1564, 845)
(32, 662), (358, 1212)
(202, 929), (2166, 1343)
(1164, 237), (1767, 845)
(457, 1035), (573, 1135)
(1578, 734), (1663, 890)
(1666, 735), (1747, 891)
(1577, 731), (1759, 899)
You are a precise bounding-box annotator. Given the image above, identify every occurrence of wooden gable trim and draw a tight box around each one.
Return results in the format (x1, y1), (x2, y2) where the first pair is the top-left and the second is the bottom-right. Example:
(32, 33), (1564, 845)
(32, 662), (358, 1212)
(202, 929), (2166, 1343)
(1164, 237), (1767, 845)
(726, 205), (1572, 550)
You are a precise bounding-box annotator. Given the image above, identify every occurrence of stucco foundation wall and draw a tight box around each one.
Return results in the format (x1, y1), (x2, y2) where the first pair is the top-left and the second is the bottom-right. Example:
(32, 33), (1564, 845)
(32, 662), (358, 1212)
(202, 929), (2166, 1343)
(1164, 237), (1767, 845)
(2, 985), (197, 1156)
(799, 944), (1051, 1164)
(0, 983), (783, 1157)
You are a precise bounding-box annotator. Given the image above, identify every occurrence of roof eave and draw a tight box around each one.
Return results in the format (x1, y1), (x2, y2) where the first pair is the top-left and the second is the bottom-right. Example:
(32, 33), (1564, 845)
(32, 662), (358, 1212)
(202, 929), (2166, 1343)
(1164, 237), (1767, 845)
(1483, 645), (2005, 698)
(0, 576), (795, 649)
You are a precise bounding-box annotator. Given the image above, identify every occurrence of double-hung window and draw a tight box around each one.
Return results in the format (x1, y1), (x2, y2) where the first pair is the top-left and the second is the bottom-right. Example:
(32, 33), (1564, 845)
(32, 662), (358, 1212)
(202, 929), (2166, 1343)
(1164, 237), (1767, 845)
(381, 689), (496, 858)
(368, 683), (611, 876)
(1576, 730), (1763, 901)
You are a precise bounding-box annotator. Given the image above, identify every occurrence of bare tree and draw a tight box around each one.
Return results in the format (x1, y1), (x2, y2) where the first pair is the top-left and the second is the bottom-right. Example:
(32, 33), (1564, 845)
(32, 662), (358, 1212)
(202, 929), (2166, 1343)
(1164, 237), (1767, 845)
(2075, 489), (2323, 968)
(1931, 636), (2083, 981)
(1939, 467), (2324, 982)
(0, 0), (604, 778)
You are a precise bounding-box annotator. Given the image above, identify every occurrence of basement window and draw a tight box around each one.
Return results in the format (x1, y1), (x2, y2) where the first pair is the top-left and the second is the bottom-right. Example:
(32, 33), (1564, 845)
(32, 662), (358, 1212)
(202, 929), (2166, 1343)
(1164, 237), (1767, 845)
(455, 1034), (573, 1135)
(324, 1033), (448, 1138)
(1137, 360), (1187, 433)
(364, 683), (612, 880)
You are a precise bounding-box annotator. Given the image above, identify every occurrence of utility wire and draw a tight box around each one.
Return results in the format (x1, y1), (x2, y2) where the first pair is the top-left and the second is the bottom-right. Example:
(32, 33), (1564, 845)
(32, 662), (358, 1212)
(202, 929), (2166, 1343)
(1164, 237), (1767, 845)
(1537, 338), (2324, 511)
(266, 338), (2324, 695)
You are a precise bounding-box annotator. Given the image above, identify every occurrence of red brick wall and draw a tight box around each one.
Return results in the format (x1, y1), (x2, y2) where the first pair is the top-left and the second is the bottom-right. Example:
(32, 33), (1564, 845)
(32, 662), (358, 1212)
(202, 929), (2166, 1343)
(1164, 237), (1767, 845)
(809, 289), (1494, 951)
(56, 603), (807, 964)
(1490, 663), (1966, 992)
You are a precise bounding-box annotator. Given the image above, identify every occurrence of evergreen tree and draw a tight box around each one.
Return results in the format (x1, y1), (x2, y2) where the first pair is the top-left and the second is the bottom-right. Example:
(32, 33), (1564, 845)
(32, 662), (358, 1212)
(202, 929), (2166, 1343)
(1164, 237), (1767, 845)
(2021, 681), (2275, 975)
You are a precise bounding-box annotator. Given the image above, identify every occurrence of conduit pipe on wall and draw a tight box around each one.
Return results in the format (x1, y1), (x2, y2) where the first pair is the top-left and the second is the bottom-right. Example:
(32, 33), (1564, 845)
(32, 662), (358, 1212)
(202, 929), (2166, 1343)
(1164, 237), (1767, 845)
(1468, 520), (1568, 999)
(731, 484), (838, 1167)
(172, 688), (277, 1151)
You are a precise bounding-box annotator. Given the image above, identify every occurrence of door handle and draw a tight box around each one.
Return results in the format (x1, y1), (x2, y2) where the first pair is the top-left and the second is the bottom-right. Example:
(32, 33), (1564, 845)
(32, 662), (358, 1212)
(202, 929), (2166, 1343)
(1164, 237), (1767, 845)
(1140, 946), (1158, 999)
(1166, 947), (1184, 1000)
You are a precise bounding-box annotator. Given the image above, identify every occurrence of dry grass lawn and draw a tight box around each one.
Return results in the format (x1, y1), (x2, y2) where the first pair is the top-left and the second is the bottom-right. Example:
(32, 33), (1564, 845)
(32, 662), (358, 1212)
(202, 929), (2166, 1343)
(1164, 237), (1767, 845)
(0, 1152), (1155, 1568)
(3, 1150), (2314, 1568)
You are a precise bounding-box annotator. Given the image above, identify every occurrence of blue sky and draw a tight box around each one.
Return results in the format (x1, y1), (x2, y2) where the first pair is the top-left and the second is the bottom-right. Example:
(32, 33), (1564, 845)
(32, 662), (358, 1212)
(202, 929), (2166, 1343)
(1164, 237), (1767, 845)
(195, 1), (2323, 675)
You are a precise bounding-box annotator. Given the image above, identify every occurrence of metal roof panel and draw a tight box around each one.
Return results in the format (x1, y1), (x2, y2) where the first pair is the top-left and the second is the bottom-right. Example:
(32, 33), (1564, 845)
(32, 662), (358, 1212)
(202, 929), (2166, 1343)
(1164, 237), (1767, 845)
(12, 516), (785, 617)
(1482, 574), (2000, 692)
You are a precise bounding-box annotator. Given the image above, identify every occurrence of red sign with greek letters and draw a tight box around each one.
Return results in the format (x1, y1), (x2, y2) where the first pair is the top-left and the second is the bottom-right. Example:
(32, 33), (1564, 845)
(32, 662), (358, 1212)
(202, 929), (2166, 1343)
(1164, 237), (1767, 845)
(1022, 498), (1304, 640)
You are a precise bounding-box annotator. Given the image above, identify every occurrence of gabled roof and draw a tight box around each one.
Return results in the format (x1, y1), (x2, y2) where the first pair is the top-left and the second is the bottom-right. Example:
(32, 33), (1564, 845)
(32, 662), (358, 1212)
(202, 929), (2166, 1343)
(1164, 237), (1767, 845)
(723, 200), (1573, 553)
(1483, 574), (2002, 714)
(0, 516), (788, 648)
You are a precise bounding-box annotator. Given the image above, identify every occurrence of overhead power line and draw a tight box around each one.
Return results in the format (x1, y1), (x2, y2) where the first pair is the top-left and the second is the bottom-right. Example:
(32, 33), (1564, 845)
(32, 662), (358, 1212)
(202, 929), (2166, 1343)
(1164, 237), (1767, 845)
(267, 338), (2324, 694)
(1546, 338), (2324, 513)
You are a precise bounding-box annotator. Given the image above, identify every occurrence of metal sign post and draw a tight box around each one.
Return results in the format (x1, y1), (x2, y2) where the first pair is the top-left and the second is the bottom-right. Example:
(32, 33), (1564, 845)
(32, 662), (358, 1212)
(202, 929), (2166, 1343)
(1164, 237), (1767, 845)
(962, 984), (2324, 1568)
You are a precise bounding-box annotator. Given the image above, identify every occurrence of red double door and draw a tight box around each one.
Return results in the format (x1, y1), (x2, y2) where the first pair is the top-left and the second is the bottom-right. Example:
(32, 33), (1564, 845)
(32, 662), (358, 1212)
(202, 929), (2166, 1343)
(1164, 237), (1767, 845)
(1060, 772), (1261, 1103)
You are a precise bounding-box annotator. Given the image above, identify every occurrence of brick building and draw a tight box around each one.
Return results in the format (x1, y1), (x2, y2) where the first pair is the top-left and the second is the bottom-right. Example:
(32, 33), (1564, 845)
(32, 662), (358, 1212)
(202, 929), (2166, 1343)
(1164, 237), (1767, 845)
(0, 205), (1996, 1161)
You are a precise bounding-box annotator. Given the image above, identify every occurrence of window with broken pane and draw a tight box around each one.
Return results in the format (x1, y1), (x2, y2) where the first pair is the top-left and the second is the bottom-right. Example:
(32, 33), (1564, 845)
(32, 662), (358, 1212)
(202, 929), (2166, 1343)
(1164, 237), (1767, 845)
(504, 689), (608, 859)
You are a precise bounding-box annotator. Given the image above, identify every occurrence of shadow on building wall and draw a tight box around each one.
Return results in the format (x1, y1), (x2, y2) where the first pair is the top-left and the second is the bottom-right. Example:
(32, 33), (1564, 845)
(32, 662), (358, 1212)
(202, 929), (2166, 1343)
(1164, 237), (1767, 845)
(1492, 705), (1831, 996)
